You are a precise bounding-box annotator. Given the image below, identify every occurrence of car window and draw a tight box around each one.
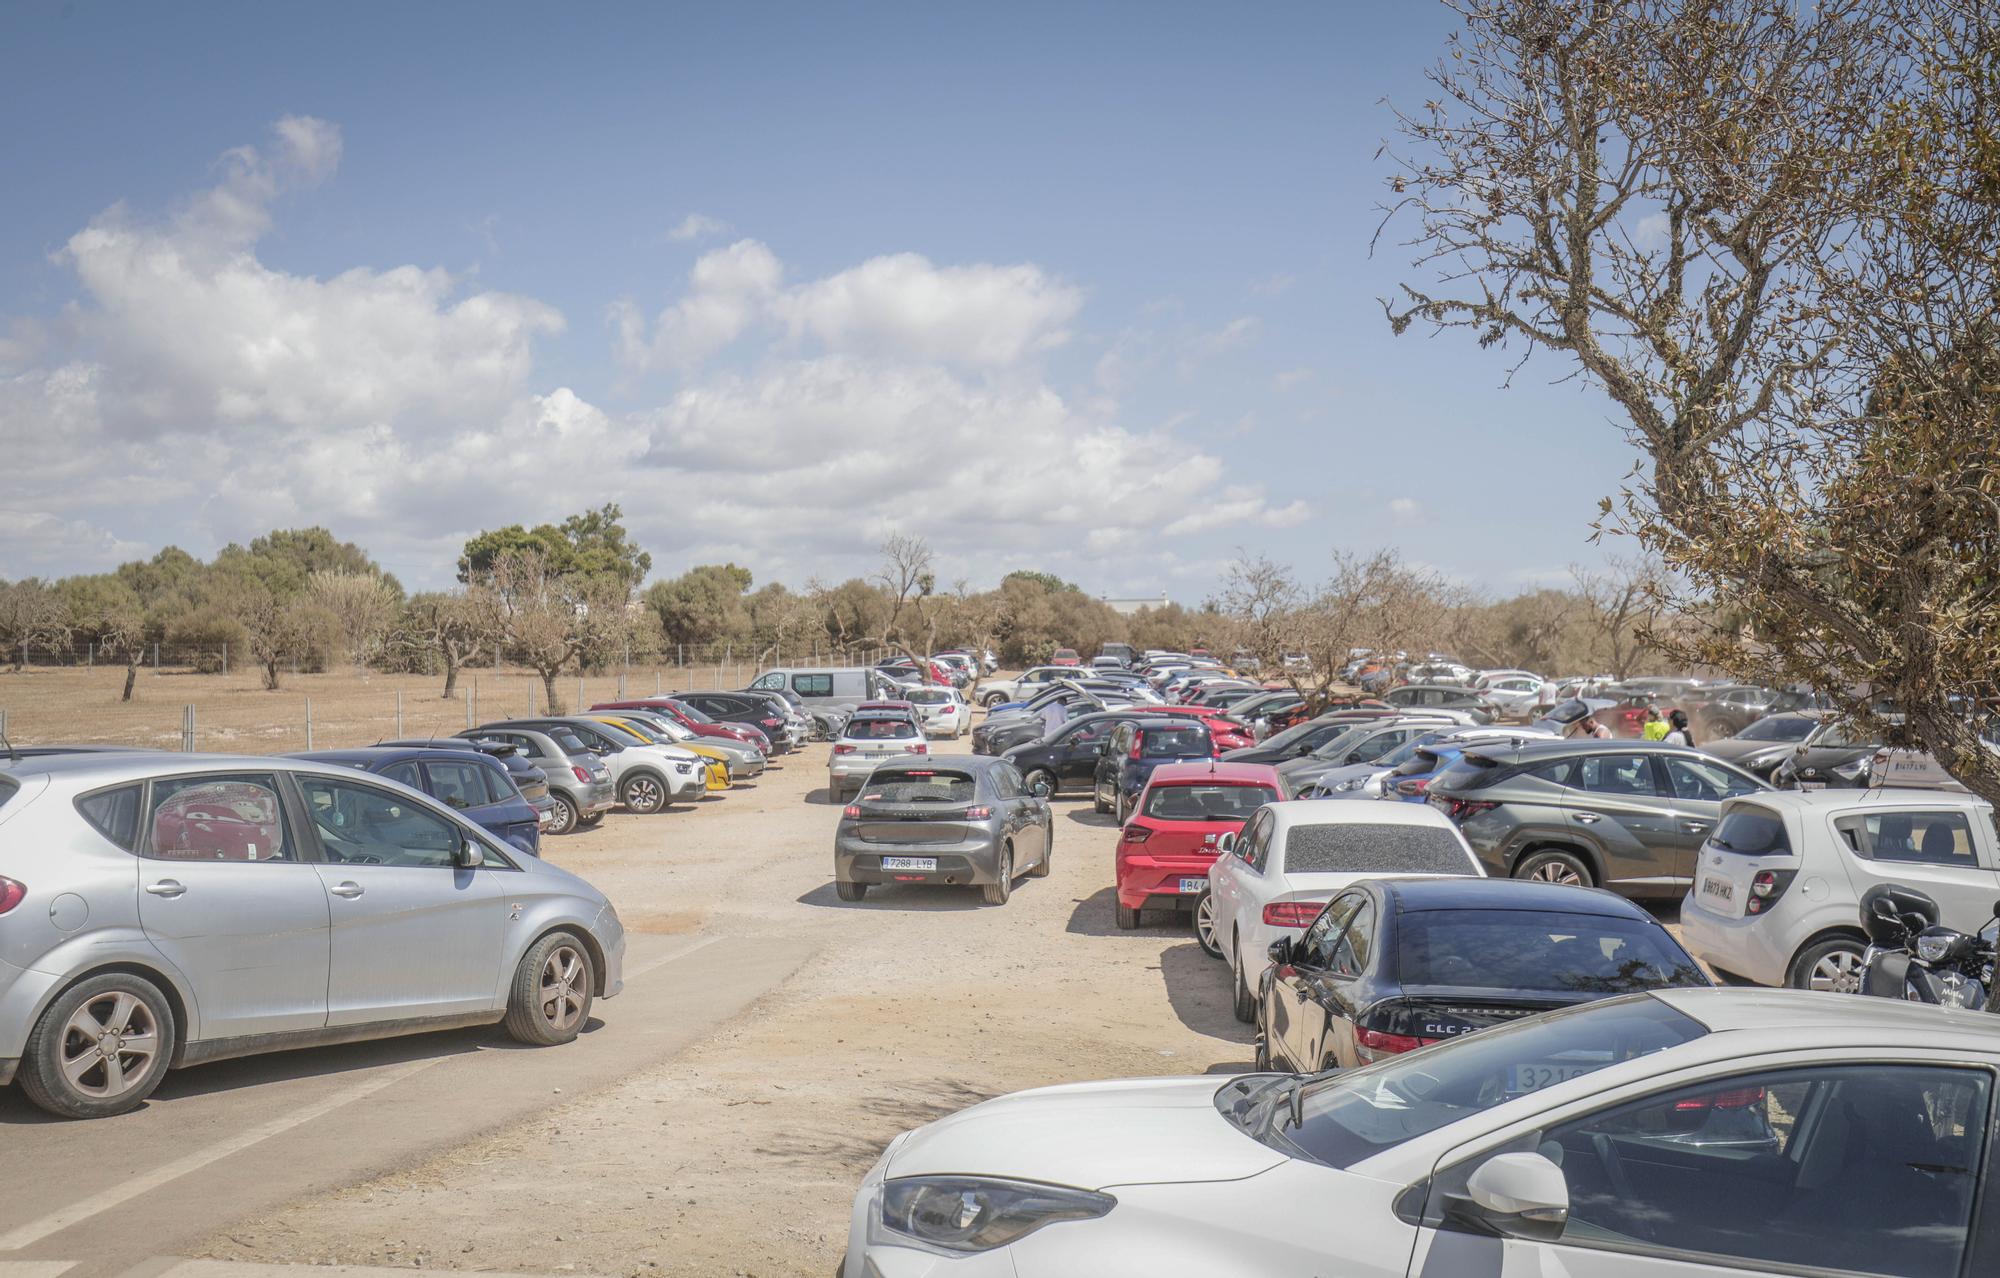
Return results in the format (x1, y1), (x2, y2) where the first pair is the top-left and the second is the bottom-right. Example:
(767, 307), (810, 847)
(426, 759), (496, 810)
(1400, 910), (1702, 993)
(857, 770), (975, 804)
(846, 718), (917, 740)
(1663, 756), (1759, 802)
(1534, 1064), (1988, 1278)
(1328, 899), (1375, 976)
(1062, 719), (1113, 745)
(1713, 806), (1790, 854)
(750, 672), (782, 690)
(1109, 724), (1137, 755)
(1737, 715), (1816, 742)
(381, 761), (423, 790)
(1280, 822), (1479, 876)
(1835, 810), (1978, 866)
(1238, 808), (1274, 872)
(994, 764), (1025, 798)
(1347, 730), (1405, 763)
(75, 784), (142, 849)
(790, 673), (831, 696)
(295, 775), (464, 868)
(1303, 893), (1362, 965)
(1140, 726), (1210, 756)
(1572, 754), (1660, 797)
(143, 775), (294, 862)
(1526, 758), (1578, 786)
(1141, 783), (1279, 821)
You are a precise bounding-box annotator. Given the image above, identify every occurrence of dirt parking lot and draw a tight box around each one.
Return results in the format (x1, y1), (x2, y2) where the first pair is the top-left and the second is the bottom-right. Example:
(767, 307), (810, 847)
(2, 668), (1251, 1278)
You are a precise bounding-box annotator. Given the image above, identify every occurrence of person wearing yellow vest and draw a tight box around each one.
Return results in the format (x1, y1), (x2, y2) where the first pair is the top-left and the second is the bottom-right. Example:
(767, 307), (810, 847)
(1641, 706), (1669, 741)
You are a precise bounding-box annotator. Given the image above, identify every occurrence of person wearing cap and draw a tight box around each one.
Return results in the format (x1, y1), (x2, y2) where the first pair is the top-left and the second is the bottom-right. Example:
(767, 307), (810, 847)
(1641, 706), (1669, 741)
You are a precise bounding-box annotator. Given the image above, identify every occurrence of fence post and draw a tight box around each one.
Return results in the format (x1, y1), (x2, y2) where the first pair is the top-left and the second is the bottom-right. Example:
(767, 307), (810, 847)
(618, 671), (627, 697)
(305, 698), (313, 750)
(576, 676), (584, 713)
(182, 704), (195, 752)
(655, 671), (662, 694)
(0, 709), (7, 742)
(465, 686), (474, 728)
(528, 681), (536, 714)
(87, 643), (93, 669)
(153, 642), (160, 672)
(221, 641), (228, 674)
(395, 689), (403, 737)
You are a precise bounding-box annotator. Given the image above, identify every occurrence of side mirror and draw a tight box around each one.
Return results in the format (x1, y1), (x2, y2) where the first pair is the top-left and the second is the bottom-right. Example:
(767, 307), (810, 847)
(1267, 938), (1294, 967)
(454, 836), (485, 869)
(1455, 1152), (1570, 1241)
(1216, 831), (1238, 856)
(1027, 774), (1055, 799)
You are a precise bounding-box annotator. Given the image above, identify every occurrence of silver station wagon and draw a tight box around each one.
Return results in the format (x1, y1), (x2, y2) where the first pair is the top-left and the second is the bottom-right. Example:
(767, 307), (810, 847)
(0, 751), (625, 1118)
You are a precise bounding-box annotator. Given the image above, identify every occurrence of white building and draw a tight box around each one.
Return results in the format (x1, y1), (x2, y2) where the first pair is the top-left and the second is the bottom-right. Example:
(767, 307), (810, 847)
(1101, 592), (1170, 616)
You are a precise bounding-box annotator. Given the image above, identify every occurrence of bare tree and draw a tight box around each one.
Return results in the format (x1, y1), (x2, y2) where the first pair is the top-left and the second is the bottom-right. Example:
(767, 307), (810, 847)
(401, 590), (501, 698)
(238, 590), (317, 691)
(490, 550), (629, 714)
(869, 533), (938, 666)
(1382, 0), (2000, 800)
(304, 570), (399, 668)
(1571, 556), (1668, 680)
(0, 579), (72, 672)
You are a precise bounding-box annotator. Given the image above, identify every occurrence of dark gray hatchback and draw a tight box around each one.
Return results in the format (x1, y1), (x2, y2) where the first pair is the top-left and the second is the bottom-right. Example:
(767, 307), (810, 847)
(1426, 739), (1768, 898)
(832, 755), (1053, 907)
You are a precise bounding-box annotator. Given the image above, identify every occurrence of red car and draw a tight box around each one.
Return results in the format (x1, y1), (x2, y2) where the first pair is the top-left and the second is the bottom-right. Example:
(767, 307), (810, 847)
(590, 698), (771, 753)
(1049, 648), (1082, 667)
(1114, 761), (1283, 929)
(1129, 704), (1254, 752)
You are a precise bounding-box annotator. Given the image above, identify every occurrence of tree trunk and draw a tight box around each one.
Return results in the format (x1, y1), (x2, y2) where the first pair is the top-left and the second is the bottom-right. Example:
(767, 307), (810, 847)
(263, 657), (282, 691)
(541, 667), (564, 715)
(442, 656), (461, 699)
(122, 660), (137, 703)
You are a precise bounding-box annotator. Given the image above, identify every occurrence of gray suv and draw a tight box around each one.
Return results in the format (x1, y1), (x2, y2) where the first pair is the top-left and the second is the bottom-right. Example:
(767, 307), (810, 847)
(1426, 739), (1768, 897)
(0, 752), (625, 1118)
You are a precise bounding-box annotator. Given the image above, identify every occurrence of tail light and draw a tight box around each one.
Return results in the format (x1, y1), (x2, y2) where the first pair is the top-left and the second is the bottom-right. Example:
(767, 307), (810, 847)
(1130, 737), (1145, 759)
(1122, 825), (1151, 843)
(1354, 1026), (1434, 1061)
(833, 744), (856, 755)
(963, 806), (993, 819)
(842, 805), (862, 819)
(1262, 900), (1323, 928)
(1746, 869), (1798, 915)
(761, 717), (782, 728)
(1396, 778), (1431, 798)
(905, 743), (928, 754)
(0, 877), (24, 915)
(571, 765), (592, 783)
(1444, 798), (1499, 822)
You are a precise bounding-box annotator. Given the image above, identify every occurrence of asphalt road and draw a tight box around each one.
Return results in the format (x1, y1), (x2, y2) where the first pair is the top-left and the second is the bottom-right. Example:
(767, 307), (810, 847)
(0, 932), (810, 1278)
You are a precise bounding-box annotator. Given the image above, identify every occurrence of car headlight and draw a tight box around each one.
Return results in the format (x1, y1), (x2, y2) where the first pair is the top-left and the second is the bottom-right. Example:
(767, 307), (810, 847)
(1832, 755), (1869, 779)
(1333, 776), (1368, 792)
(875, 1177), (1114, 1254)
(674, 761), (696, 774)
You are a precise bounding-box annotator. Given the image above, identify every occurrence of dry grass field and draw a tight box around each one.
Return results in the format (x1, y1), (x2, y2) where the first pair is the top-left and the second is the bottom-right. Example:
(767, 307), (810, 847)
(0, 664), (748, 754)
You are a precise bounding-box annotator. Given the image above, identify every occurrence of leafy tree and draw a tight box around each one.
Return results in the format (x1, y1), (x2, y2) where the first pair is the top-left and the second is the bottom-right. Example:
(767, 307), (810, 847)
(399, 591), (501, 697)
(54, 575), (149, 700)
(645, 564), (753, 647)
(460, 504), (650, 599)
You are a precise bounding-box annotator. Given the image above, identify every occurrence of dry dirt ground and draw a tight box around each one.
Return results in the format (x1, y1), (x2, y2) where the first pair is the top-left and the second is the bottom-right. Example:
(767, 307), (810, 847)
(3, 667), (1252, 1278)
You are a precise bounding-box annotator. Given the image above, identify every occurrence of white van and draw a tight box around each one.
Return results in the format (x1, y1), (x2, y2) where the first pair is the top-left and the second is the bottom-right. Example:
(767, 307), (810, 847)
(748, 666), (896, 712)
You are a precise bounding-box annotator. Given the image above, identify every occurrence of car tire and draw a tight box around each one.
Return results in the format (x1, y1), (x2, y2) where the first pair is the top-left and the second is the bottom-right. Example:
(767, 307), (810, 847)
(20, 972), (178, 1119)
(1093, 785), (1110, 815)
(546, 792), (579, 836)
(1023, 768), (1057, 800)
(1115, 792), (1131, 825)
(577, 811), (605, 829)
(1027, 826), (1052, 878)
(1232, 947), (1257, 1025)
(1115, 901), (1141, 929)
(982, 691), (1007, 708)
(1193, 890), (1223, 958)
(835, 880), (868, 903)
(504, 931), (595, 1047)
(620, 772), (668, 815)
(1788, 936), (1868, 993)
(1253, 1031), (1273, 1072)
(1513, 848), (1594, 888)
(982, 845), (1014, 906)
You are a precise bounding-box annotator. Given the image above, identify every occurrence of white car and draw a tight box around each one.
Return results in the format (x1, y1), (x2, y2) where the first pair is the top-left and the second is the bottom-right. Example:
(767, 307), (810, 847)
(845, 989), (1998, 1277)
(1679, 789), (2000, 991)
(977, 666), (1090, 708)
(1204, 802), (1483, 1017)
(906, 687), (972, 739)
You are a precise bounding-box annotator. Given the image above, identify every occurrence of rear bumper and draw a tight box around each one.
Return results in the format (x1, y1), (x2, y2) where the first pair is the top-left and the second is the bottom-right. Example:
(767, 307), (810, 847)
(0, 1058), (16, 1087)
(836, 833), (1004, 885)
(1677, 895), (1793, 987)
(1117, 853), (1220, 909)
(580, 783), (617, 815)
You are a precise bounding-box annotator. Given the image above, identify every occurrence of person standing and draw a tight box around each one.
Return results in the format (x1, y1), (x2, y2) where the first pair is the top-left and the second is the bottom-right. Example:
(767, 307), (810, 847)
(1662, 709), (1694, 747)
(1577, 714), (1614, 741)
(1641, 706), (1669, 741)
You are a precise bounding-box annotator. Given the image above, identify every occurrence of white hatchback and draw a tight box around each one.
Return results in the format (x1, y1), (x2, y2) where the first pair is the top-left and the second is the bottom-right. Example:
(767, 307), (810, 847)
(1205, 801), (1483, 1022)
(1679, 789), (2000, 991)
(845, 989), (2000, 1276)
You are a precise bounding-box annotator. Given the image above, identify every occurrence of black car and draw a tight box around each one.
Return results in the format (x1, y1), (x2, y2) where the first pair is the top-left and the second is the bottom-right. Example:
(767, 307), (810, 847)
(673, 691), (794, 753)
(1771, 716), (1892, 789)
(972, 691), (1110, 756)
(377, 736), (553, 824)
(1000, 710), (1152, 796)
(1698, 712), (1823, 779)
(1093, 718), (1215, 822)
(1257, 878), (1709, 1074)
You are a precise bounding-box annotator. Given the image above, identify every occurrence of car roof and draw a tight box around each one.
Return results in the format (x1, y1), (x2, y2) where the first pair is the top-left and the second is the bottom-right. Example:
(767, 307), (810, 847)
(0, 750), (407, 787)
(1148, 761), (1283, 786)
(1377, 877), (1652, 918)
(1724, 788), (1993, 813)
(1262, 797), (1456, 832)
(869, 754), (999, 773)
(1464, 738), (1710, 764)
(290, 746), (500, 769)
(1655, 986), (2000, 1043)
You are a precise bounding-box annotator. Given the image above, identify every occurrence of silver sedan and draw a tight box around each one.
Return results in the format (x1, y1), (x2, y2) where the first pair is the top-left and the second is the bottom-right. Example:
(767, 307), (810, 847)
(0, 751), (624, 1118)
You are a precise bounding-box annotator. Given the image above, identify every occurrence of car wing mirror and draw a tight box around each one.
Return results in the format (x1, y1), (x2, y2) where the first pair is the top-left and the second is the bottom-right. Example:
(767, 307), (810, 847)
(1453, 1152), (1570, 1242)
(1027, 773), (1055, 799)
(453, 835), (484, 869)
(1216, 831), (1238, 855)
(1267, 938), (1293, 967)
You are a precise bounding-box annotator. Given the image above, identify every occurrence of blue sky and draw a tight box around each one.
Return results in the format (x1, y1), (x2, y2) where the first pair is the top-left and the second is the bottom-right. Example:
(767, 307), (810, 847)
(0, 2), (1633, 599)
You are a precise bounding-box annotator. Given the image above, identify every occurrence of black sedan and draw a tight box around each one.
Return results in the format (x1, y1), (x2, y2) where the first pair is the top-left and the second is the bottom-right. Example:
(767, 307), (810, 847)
(1256, 878), (1707, 1074)
(1699, 711), (1822, 779)
(1770, 716), (1890, 789)
(673, 690), (794, 753)
(999, 710), (1149, 796)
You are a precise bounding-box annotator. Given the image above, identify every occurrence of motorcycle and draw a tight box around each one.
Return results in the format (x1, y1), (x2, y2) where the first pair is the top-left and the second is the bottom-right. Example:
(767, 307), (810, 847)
(1858, 884), (2000, 1010)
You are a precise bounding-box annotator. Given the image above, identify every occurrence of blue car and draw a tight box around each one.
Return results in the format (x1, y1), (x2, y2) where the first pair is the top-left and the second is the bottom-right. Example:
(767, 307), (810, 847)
(287, 746), (542, 857)
(1091, 718), (1215, 823)
(1384, 743), (1466, 803)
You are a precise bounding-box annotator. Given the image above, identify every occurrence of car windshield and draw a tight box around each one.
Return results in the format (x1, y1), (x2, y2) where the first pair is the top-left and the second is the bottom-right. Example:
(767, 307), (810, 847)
(1140, 727), (1211, 756)
(1256, 996), (1706, 1169)
(1281, 822), (1479, 874)
(1811, 721), (1875, 749)
(669, 702), (717, 725)
(906, 689), (951, 705)
(1142, 783), (1280, 821)
(858, 771), (976, 803)
(1735, 715), (1816, 742)
(590, 721), (648, 747)
(1398, 910), (1704, 994)
(1309, 726), (1372, 760)
(547, 728), (591, 755)
(846, 718), (917, 740)
(1378, 732), (1443, 768)
(609, 719), (667, 743)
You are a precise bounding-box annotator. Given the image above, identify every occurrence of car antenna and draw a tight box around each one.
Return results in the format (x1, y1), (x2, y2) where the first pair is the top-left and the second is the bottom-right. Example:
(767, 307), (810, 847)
(0, 727), (17, 765)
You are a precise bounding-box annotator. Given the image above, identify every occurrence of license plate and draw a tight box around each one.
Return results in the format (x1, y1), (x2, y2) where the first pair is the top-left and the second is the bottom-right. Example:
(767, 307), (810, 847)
(1798, 780), (1825, 791)
(1509, 1063), (1594, 1093)
(880, 856), (937, 871)
(1179, 877), (1208, 894)
(1701, 876), (1734, 903)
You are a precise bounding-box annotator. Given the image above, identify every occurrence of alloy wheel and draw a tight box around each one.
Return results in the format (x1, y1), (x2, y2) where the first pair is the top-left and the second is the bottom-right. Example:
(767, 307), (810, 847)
(540, 944), (589, 1033)
(1194, 893), (1219, 954)
(1809, 949), (1863, 994)
(1527, 860), (1584, 886)
(59, 992), (160, 1100)
(548, 795), (577, 835)
(625, 776), (664, 813)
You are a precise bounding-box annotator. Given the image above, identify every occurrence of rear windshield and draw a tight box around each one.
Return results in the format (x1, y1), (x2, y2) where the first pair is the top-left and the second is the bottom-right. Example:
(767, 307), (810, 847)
(1143, 783), (1280, 821)
(847, 718), (918, 740)
(1282, 823), (1478, 875)
(1399, 910), (1705, 994)
(1432, 755), (1501, 792)
(1140, 727), (1211, 756)
(860, 771), (976, 804)
(905, 690), (952, 705)
(548, 728), (591, 756)
(0, 775), (16, 811)
(1736, 716), (1816, 742)
(1712, 807), (1790, 855)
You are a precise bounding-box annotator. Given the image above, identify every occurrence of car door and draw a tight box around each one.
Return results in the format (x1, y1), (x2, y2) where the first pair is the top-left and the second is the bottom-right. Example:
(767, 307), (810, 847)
(291, 772), (511, 1026)
(1300, 896), (1375, 1072)
(134, 772), (332, 1039)
(1214, 807), (1273, 971)
(1408, 1061), (1994, 1278)
(1272, 894), (1362, 1070)
(1561, 752), (1683, 891)
(1096, 723), (1136, 806)
(1655, 755), (1764, 887)
(1056, 718), (1117, 785)
(1831, 806), (2000, 931)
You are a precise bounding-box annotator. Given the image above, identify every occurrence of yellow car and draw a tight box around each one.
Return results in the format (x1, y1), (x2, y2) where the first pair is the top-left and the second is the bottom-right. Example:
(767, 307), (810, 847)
(589, 715), (733, 792)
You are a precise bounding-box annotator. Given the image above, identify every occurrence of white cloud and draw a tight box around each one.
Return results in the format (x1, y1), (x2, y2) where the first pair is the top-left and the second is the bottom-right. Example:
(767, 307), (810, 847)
(667, 212), (731, 242)
(1249, 272), (1296, 298)
(1389, 497), (1424, 526)
(612, 238), (782, 371)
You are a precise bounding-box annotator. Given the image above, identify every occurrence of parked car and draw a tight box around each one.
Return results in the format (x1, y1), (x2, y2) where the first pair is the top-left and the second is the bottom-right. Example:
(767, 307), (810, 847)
(1097, 642), (1136, 668)
(746, 666), (899, 715)
(999, 710), (1152, 798)
(1274, 714), (1468, 798)
(1308, 724), (1560, 800)
(976, 665), (1089, 709)
(1470, 673), (1546, 718)
(289, 745), (542, 858)
(1259, 878), (1709, 1072)
(827, 713), (930, 800)
(1220, 714), (1381, 765)
(846, 989), (1997, 1277)
(375, 736), (554, 833)
(1094, 718), (1216, 823)
(596, 696), (772, 755)
(585, 715), (732, 792)
(1206, 800), (1485, 1019)
(1049, 648), (1083, 667)
(831, 755), (1051, 905)
(587, 705), (766, 777)
(874, 657), (952, 688)
(460, 724), (615, 834)
(975, 694), (1111, 757)
(1113, 762), (1283, 931)
(672, 691), (797, 753)
(732, 688), (812, 745)
(0, 752), (623, 1118)
(1128, 704), (1254, 752)
(1382, 684), (1494, 720)
(1533, 694), (1620, 736)
(482, 717), (705, 813)
(1698, 711), (1823, 779)
(1679, 789), (2000, 992)
(1771, 716), (1893, 789)
(898, 686), (969, 738)
(1427, 739), (1769, 896)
